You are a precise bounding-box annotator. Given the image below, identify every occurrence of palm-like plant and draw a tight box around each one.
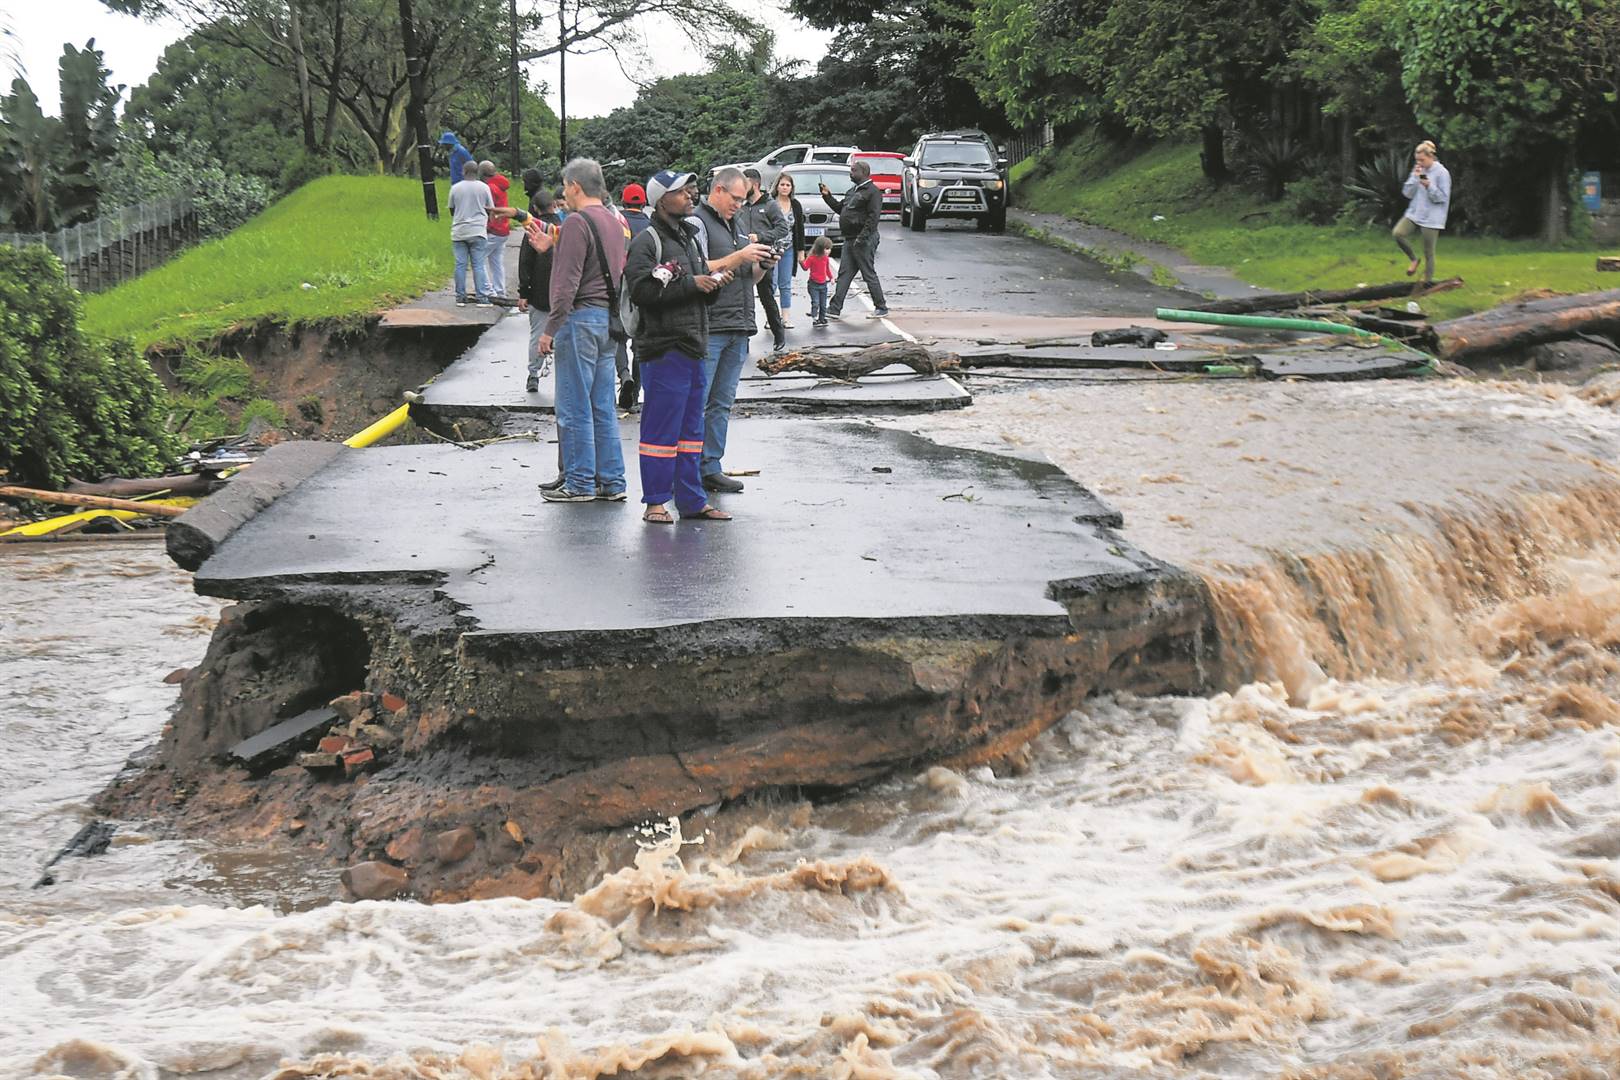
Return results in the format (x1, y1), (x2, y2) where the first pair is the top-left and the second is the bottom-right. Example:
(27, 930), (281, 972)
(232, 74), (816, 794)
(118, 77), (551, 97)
(1244, 132), (1308, 201)
(1343, 149), (1411, 226)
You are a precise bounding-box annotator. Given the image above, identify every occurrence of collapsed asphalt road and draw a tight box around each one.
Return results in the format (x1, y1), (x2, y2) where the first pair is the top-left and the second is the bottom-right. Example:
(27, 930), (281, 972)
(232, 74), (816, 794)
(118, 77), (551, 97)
(96, 219), (1427, 902)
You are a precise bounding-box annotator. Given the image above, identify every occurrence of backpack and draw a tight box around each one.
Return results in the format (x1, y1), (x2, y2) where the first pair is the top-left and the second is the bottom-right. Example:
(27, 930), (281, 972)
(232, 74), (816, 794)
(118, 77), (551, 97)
(619, 226), (664, 338)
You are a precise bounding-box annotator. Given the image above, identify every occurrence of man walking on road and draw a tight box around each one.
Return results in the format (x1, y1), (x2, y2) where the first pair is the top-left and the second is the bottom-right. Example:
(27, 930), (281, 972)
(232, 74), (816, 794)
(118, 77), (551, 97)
(740, 167), (790, 351)
(820, 160), (888, 319)
(624, 169), (739, 524)
(538, 158), (628, 504)
(448, 160), (493, 306)
(693, 167), (772, 494)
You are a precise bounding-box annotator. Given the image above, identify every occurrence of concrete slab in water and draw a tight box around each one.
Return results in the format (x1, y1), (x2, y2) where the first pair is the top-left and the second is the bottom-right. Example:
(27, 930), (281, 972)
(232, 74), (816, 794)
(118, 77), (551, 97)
(196, 418), (1133, 649)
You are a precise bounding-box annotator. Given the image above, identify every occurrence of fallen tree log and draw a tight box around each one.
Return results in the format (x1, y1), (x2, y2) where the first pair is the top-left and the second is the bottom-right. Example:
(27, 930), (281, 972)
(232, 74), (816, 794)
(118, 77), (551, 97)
(1436, 288), (1620, 362)
(1190, 278), (1463, 315)
(66, 473), (218, 499)
(758, 340), (960, 379)
(1598, 256), (1619, 272)
(0, 485), (188, 518)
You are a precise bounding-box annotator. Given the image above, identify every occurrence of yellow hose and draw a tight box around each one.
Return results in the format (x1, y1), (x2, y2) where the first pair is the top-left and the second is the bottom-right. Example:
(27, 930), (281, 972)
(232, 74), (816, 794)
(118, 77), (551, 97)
(344, 403), (413, 448)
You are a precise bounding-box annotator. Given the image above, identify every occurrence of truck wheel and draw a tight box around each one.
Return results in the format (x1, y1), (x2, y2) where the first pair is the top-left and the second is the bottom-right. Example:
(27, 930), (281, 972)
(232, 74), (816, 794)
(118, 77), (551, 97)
(988, 209), (1006, 233)
(910, 207), (927, 233)
(900, 203), (911, 227)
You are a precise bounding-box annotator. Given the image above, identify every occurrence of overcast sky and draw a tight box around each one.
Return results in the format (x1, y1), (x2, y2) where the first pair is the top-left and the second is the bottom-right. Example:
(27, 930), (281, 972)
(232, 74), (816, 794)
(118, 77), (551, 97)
(5, 0), (830, 121)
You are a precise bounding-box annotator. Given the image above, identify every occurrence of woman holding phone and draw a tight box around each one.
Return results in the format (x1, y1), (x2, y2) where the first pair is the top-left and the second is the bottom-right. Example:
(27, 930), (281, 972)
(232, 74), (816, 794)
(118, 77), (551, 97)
(1393, 140), (1451, 282)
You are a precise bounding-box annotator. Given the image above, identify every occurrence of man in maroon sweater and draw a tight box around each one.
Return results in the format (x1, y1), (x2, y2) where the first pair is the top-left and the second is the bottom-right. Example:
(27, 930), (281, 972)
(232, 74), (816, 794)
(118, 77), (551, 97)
(538, 158), (629, 503)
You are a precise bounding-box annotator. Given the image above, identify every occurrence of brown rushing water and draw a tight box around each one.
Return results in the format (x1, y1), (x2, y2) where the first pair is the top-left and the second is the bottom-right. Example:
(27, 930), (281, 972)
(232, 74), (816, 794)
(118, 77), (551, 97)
(6, 380), (1620, 1079)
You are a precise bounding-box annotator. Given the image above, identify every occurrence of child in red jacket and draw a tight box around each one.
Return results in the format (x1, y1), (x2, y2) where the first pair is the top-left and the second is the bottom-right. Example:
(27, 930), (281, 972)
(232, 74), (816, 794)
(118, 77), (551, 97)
(801, 236), (833, 327)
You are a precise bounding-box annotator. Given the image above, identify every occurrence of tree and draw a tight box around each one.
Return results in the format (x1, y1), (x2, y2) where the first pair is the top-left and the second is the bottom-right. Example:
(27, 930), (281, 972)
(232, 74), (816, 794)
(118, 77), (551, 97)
(1397, 0), (1620, 242)
(0, 77), (58, 230)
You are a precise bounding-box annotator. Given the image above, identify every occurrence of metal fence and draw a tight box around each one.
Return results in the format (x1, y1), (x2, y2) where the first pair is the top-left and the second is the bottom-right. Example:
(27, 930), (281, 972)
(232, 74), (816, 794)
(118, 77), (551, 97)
(1004, 122), (1055, 167)
(0, 194), (199, 293)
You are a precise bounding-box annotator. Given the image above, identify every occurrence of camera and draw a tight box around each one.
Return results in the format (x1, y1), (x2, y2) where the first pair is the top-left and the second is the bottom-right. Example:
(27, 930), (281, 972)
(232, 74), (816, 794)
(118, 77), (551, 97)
(771, 235), (791, 256)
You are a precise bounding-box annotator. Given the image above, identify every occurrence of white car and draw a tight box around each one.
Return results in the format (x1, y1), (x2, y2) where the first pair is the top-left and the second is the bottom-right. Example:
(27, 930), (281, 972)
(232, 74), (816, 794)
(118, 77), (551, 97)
(709, 144), (862, 193)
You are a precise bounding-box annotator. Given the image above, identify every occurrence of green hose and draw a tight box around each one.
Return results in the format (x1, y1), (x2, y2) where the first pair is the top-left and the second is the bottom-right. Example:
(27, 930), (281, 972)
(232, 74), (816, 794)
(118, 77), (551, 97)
(1155, 307), (1384, 342)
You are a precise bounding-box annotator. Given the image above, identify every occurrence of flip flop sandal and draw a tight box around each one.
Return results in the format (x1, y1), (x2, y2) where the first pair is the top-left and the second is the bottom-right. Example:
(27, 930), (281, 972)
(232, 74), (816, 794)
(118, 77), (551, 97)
(643, 506), (674, 525)
(680, 506), (732, 521)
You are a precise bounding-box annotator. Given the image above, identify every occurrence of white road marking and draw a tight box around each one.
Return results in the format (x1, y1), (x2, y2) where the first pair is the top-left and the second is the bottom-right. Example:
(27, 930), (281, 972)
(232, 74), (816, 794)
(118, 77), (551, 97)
(826, 252), (914, 341)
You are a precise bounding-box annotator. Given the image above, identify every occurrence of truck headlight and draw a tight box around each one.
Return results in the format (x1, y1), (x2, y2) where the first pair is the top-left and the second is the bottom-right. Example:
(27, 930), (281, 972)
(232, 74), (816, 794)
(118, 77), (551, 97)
(984, 180), (1004, 190)
(917, 178), (940, 189)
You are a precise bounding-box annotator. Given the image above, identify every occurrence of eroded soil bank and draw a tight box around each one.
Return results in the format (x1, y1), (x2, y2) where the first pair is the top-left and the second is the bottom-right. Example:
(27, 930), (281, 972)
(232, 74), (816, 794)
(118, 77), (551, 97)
(96, 568), (1218, 901)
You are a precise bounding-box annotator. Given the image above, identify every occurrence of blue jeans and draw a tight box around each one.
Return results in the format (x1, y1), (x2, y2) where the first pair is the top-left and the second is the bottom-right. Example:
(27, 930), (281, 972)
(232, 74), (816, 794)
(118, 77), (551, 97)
(484, 231), (508, 298)
(453, 235), (488, 301)
(773, 253), (794, 310)
(553, 306), (625, 495)
(701, 331), (749, 479)
(808, 282), (828, 321)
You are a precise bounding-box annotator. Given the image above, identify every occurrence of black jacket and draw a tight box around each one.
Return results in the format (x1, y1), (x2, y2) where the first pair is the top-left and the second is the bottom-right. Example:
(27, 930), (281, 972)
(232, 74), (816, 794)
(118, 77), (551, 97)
(625, 212), (716, 361)
(516, 211), (561, 306)
(824, 179), (883, 239)
(693, 200), (756, 335)
(738, 192), (789, 248)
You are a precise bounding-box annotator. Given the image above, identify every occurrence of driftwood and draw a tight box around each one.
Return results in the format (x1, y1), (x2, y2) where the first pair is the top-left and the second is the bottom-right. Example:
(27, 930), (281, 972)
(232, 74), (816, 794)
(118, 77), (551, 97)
(0, 485), (188, 518)
(66, 473), (217, 499)
(1436, 288), (1620, 362)
(1190, 278), (1463, 316)
(758, 340), (961, 379)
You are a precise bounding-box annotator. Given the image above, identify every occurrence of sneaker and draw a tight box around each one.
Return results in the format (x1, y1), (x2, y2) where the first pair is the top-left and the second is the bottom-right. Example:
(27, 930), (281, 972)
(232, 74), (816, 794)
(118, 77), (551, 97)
(596, 488), (627, 502)
(456, 297), (468, 307)
(525, 375), (539, 393)
(539, 475), (566, 491)
(772, 341), (788, 353)
(824, 310), (843, 321)
(541, 486), (595, 503)
(813, 318), (828, 328)
(868, 308), (891, 319)
(782, 320), (796, 329)
(702, 472), (745, 494)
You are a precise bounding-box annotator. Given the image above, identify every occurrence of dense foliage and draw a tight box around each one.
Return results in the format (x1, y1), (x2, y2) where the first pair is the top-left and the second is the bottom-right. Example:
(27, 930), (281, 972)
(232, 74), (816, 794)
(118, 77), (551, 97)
(0, 247), (180, 488)
(970, 0), (1620, 239)
(0, 41), (122, 230)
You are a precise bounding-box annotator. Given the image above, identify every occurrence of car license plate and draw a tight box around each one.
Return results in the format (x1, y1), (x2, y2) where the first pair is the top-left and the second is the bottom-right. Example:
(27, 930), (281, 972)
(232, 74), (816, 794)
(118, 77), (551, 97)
(946, 190), (975, 200)
(804, 225), (826, 237)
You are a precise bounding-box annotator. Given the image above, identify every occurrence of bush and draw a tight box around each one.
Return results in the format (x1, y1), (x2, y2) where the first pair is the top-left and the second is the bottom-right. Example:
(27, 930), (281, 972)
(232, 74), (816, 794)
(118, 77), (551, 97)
(278, 149), (337, 195)
(1284, 174), (1348, 225)
(0, 246), (180, 488)
(97, 134), (272, 240)
(1343, 148), (1411, 227)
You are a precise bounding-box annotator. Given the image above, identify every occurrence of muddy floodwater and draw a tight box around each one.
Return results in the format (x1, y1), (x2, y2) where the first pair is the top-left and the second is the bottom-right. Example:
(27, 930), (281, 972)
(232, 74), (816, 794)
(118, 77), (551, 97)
(6, 378), (1620, 1079)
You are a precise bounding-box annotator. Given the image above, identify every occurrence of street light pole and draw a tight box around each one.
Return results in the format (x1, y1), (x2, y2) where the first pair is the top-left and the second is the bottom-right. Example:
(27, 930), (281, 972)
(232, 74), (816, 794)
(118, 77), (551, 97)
(507, 0), (522, 173)
(557, 1), (567, 165)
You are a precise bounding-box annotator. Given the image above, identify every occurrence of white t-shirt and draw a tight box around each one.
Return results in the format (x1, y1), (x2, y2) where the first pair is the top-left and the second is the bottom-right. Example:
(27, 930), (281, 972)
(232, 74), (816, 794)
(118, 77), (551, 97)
(448, 179), (494, 241)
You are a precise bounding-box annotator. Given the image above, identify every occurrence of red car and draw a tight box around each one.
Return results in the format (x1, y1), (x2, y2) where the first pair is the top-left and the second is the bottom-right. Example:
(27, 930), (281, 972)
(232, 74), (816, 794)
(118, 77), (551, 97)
(851, 151), (905, 218)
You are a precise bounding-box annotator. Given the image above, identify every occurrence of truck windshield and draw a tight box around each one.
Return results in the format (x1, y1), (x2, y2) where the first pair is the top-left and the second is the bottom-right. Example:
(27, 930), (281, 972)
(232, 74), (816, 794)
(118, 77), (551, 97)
(920, 142), (993, 167)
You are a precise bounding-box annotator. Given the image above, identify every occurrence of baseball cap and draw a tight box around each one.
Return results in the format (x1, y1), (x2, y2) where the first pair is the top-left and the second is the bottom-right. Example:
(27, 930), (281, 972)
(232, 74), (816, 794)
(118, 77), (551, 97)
(620, 182), (647, 207)
(646, 170), (696, 206)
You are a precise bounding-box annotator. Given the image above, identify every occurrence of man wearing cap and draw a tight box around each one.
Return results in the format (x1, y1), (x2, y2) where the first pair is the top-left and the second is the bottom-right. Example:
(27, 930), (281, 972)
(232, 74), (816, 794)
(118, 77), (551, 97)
(439, 132), (472, 194)
(693, 167), (773, 495)
(626, 170), (768, 523)
(615, 183), (653, 409)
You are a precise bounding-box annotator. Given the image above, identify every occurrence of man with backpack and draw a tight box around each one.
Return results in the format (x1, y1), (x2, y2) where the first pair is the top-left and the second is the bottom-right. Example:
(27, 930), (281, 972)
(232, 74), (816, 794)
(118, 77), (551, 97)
(623, 169), (769, 524)
(537, 158), (628, 504)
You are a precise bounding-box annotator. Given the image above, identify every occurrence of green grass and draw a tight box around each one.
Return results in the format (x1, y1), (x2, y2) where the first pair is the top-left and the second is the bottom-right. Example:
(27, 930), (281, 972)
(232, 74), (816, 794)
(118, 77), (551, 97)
(83, 175), (463, 351)
(1016, 130), (1613, 320)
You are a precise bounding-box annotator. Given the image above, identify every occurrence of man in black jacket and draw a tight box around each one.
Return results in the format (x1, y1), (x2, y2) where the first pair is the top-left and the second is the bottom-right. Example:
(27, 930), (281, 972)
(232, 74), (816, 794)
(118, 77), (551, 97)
(625, 169), (765, 524)
(820, 160), (888, 319)
(739, 167), (790, 352)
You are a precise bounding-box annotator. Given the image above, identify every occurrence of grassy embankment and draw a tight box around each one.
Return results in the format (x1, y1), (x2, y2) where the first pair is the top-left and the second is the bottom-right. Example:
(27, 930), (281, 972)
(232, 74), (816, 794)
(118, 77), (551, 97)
(1015, 131), (1612, 319)
(83, 174), (463, 353)
(79, 174), (522, 438)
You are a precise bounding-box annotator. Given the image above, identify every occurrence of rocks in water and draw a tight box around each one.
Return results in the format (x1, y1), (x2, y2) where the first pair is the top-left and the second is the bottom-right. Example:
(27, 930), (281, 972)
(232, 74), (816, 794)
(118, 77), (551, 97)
(163, 667), (191, 685)
(433, 827), (476, 864)
(341, 860), (407, 900)
(1523, 338), (1620, 373)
